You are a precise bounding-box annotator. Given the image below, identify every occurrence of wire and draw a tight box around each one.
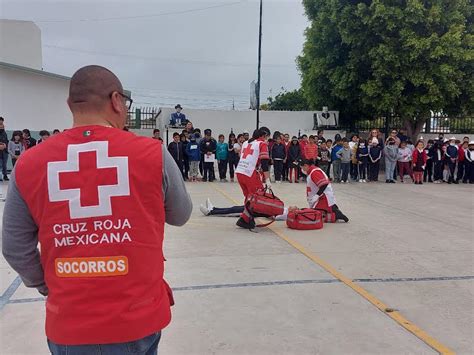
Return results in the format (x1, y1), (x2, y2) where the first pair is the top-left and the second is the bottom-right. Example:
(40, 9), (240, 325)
(31, 1), (246, 23)
(43, 44), (295, 68)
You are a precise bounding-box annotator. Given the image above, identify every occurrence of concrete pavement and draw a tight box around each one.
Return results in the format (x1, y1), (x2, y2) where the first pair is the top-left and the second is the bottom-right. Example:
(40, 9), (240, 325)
(0, 180), (473, 354)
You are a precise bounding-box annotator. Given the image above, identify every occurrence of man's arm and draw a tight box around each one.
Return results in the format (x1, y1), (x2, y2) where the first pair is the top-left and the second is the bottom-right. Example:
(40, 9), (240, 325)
(2, 169), (48, 295)
(162, 148), (192, 226)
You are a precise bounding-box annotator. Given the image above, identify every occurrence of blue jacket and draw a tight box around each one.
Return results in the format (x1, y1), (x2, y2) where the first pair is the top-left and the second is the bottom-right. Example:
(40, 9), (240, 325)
(331, 144), (343, 161)
(186, 141), (201, 161)
(446, 145), (458, 159)
(216, 142), (229, 160)
(169, 112), (187, 126)
(271, 143), (286, 160)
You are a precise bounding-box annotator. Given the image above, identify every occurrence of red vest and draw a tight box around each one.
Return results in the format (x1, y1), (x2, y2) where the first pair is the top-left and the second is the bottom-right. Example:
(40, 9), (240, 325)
(15, 126), (172, 345)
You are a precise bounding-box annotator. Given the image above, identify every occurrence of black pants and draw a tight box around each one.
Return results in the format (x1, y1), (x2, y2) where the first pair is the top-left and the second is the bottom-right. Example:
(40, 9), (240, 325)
(199, 156), (204, 176)
(326, 162), (332, 179)
(218, 159), (228, 180)
(0, 151), (8, 176)
(368, 161), (380, 181)
(456, 160), (466, 182)
(434, 161), (444, 181)
(341, 162), (350, 181)
(173, 159), (185, 179)
(447, 160), (456, 182)
(183, 157), (189, 180)
(359, 162), (367, 180)
(350, 162), (358, 180)
(424, 160), (433, 181)
(273, 160), (284, 181)
(228, 156), (239, 179)
(466, 161), (474, 183)
(203, 162), (215, 181)
(283, 161), (289, 181)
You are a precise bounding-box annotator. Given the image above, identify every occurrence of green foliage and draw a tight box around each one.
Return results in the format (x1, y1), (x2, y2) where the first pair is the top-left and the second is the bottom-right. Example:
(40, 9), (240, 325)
(298, 0), (473, 134)
(266, 89), (310, 111)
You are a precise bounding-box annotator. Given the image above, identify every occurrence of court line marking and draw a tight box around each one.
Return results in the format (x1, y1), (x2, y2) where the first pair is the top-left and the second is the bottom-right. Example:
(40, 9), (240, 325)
(6, 275), (473, 305)
(0, 276), (21, 311)
(211, 184), (455, 355)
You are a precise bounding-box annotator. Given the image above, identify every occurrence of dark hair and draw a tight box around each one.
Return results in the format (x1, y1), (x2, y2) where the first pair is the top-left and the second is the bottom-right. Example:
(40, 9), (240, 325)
(12, 130), (22, 141)
(406, 140), (413, 144)
(302, 159), (315, 166)
(218, 134), (225, 139)
(153, 128), (160, 134)
(342, 137), (349, 143)
(236, 133), (243, 140)
(180, 134), (186, 140)
(39, 130), (50, 137)
(22, 129), (31, 136)
(317, 129), (324, 135)
(250, 127), (271, 142)
(272, 131), (281, 140)
(53, 129), (60, 134)
(204, 129), (212, 135)
(173, 132), (180, 138)
(326, 139), (332, 143)
(0, 117), (4, 122)
(309, 135), (315, 140)
(415, 140), (424, 147)
(302, 134), (308, 139)
(194, 128), (201, 133)
(334, 133), (342, 142)
(427, 139), (434, 144)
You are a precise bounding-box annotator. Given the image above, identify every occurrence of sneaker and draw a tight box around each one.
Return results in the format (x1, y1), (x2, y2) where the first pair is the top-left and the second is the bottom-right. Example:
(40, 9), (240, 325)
(236, 217), (256, 230)
(390, 180), (396, 183)
(385, 180), (390, 183)
(359, 179), (363, 183)
(206, 198), (214, 211)
(401, 180), (404, 183)
(199, 204), (211, 216)
(363, 179), (367, 183)
(277, 181), (282, 184)
(3, 175), (8, 181)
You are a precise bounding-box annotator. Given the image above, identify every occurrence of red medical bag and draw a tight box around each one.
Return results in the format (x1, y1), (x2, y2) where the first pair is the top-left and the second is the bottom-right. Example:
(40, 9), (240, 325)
(286, 208), (324, 230)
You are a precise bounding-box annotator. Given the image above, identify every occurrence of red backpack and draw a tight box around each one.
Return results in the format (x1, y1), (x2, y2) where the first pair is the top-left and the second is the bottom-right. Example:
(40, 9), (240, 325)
(246, 187), (285, 226)
(286, 209), (324, 230)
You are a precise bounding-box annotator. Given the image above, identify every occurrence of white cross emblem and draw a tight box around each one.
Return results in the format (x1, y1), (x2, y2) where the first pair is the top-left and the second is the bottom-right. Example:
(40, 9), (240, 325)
(47, 141), (130, 219)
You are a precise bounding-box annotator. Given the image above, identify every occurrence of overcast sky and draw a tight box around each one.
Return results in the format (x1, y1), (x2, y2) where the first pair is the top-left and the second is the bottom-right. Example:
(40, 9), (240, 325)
(1, 0), (309, 109)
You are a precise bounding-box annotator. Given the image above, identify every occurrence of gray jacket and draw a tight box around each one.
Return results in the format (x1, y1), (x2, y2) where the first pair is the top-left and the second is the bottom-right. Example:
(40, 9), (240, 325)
(2, 147), (192, 296)
(336, 147), (352, 163)
(384, 145), (399, 162)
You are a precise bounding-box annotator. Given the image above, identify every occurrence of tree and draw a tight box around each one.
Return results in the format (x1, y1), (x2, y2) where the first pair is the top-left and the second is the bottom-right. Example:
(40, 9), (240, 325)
(266, 89), (310, 111)
(298, 0), (473, 139)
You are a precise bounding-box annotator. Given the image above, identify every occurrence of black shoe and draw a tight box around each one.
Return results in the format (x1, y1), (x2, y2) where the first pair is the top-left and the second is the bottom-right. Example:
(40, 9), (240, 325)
(3, 175), (9, 181)
(332, 205), (349, 223)
(428, 179), (433, 183)
(454, 180), (459, 184)
(390, 180), (396, 183)
(236, 217), (256, 230)
(385, 180), (390, 183)
(419, 181), (423, 185)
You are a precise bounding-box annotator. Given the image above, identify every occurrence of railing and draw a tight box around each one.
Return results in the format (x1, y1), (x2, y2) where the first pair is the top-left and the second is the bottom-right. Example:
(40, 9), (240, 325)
(334, 114), (474, 135)
(126, 107), (160, 129)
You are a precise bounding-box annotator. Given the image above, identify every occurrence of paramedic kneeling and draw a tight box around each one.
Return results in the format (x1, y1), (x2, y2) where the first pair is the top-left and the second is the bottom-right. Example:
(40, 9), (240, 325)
(278, 159), (349, 222)
(2, 65), (192, 354)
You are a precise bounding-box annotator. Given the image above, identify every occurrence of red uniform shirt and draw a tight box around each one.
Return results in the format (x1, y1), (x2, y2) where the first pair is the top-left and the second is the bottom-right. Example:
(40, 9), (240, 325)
(14, 126), (172, 345)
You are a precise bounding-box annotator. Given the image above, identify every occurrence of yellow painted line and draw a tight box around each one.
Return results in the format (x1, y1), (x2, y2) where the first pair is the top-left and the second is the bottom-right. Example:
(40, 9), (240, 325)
(211, 184), (455, 355)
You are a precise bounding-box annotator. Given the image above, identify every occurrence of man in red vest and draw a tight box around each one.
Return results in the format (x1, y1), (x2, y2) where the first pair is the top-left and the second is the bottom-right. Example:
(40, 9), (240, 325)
(2, 65), (192, 354)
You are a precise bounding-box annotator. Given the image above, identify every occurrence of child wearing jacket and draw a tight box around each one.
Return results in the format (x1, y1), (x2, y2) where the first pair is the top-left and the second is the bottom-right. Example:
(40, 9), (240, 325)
(397, 141), (413, 183)
(331, 139), (343, 183)
(186, 134), (201, 182)
(464, 141), (474, 184)
(336, 141), (352, 183)
(271, 135), (287, 183)
(368, 138), (382, 182)
(287, 136), (301, 183)
(356, 139), (369, 182)
(384, 138), (398, 183)
(412, 140), (427, 184)
(317, 141), (331, 178)
(216, 134), (229, 182)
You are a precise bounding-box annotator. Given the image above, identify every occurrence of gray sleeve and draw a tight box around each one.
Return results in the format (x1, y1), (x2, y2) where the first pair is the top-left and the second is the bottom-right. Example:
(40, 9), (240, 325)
(162, 148), (193, 226)
(2, 169), (48, 295)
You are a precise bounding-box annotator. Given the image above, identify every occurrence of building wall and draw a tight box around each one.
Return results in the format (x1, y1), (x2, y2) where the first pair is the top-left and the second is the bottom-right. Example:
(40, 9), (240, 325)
(0, 20), (42, 70)
(0, 67), (72, 131)
(156, 108), (316, 138)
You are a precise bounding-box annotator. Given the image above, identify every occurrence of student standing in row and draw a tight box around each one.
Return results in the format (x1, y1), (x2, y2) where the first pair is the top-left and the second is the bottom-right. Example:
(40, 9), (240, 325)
(304, 135), (318, 165)
(317, 141), (331, 178)
(368, 138), (382, 182)
(397, 141), (413, 183)
(186, 134), (201, 182)
(445, 137), (459, 184)
(384, 138), (398, 183)
(228, 133), (239, 183)
(356, 139), (369, 183)
(412, 140), (427, 184)
(200, 129), (217, 182)
(271, 135), (286, 183)
(331, 139), (343, 183)
(216, 134), (229, 182)
(287, 136), (301, 183)
(168, 132), (185, 179)
(424, 140), (435, 183)
(337, 141), (352, 183)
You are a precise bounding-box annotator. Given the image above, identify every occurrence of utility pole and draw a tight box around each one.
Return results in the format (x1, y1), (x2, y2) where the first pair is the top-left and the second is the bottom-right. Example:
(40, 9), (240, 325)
(256, 0), (263, 129)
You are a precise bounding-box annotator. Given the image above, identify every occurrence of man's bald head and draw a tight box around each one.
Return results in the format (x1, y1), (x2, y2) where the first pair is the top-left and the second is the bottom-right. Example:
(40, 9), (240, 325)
(68, 65), (123, 113)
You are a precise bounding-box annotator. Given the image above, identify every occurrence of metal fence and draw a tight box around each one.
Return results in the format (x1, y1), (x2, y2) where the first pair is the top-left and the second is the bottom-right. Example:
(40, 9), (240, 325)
(335, 113), (474, 135)
(126, 107), (160, 129)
